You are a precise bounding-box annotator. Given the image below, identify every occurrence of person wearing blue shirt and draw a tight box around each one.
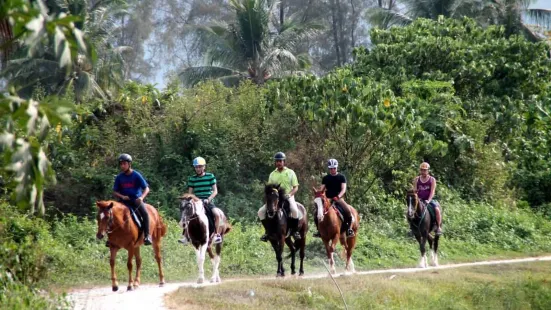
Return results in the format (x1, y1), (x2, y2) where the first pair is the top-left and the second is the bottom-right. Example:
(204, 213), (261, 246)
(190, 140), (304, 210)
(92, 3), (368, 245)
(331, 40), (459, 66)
(113, 153), (152, 245)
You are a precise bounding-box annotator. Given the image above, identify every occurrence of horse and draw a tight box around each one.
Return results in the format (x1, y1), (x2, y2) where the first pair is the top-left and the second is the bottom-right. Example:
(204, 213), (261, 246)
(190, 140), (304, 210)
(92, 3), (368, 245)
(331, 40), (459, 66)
(312, 188), (359, 274)
(406, 190), (440, 268)
(95, 200), (167, 291)
(178, 194), (232, 284)
(264, 184), (308, 277)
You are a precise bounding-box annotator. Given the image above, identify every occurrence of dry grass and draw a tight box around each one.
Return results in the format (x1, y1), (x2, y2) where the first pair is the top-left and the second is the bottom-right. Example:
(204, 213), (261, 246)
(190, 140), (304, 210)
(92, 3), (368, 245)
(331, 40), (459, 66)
(165, 261), (551, 310)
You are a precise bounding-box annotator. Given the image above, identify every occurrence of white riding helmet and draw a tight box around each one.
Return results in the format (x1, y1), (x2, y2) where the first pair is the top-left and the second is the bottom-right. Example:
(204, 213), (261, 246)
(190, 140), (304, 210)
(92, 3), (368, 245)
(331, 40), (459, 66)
(327, 158), (338, 169)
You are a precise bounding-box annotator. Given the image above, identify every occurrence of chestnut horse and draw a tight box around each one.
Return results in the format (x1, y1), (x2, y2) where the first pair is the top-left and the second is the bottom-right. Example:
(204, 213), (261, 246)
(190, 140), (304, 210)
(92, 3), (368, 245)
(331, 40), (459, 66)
(406, 190), (439, 268)
(179, 194), (232, 284)
(264, 184), (308, 277)
(96, 200), (167, 291)
(312, 188), (359, 274)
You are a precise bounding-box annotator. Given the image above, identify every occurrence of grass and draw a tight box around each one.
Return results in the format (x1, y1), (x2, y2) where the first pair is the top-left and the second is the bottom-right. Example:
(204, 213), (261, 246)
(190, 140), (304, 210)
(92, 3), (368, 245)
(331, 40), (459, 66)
(165, 260), (551, 310)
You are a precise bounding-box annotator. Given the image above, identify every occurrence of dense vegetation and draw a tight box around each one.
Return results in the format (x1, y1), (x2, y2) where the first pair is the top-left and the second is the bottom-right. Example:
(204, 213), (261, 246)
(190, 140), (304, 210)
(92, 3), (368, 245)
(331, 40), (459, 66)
(1, 1), (551, 309)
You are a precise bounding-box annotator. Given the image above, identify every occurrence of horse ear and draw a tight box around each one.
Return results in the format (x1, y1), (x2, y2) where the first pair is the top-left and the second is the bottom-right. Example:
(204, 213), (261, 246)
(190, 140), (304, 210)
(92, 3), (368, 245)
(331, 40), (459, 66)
(107, 202), (114, 210)
(312, 187), (317, 193)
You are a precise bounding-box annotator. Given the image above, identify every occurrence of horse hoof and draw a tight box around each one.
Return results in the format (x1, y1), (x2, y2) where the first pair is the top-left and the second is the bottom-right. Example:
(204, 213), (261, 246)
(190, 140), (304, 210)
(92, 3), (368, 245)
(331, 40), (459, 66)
(127, 285), (133, 291)
(133, 284), (139, 289)
(299, 272), (304, 277)
(197, 278), (204, 284)
(159, 282), (165, 287)
(112, 286), (119, 292)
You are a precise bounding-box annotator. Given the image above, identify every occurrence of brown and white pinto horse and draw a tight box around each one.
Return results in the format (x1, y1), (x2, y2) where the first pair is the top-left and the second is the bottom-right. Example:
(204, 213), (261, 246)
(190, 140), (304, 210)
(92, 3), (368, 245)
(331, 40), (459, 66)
(96, 200), (167, 291)
(264, 184), (308, 277)
(179, 194), (232, 284)
(406, 190), (440, 268)
(312, 188), (359, 274)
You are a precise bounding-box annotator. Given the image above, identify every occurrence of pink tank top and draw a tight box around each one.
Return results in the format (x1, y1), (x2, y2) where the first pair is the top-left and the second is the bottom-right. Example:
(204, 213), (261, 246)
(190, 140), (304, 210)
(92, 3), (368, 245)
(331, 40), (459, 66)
(417, 176), (433, 200)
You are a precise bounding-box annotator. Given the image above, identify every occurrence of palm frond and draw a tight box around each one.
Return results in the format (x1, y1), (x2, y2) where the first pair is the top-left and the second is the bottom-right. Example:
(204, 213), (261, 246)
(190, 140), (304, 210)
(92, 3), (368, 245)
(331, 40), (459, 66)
(366, 7), (413, 29)
(179, 65), (242, 87)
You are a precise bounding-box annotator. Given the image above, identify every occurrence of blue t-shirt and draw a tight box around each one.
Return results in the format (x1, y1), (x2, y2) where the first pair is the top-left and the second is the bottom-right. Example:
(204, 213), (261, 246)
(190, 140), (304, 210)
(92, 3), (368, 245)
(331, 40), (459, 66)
(113, 170), (148, 201)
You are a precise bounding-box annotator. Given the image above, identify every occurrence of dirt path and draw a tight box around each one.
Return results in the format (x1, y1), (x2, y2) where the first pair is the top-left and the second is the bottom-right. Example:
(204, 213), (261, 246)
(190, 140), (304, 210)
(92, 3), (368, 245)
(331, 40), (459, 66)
(68, 255), (551, 310)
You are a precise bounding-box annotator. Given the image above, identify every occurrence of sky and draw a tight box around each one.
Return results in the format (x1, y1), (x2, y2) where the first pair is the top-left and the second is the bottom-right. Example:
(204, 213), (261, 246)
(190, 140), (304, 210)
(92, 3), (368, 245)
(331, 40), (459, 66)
(150, 0), (551, 89)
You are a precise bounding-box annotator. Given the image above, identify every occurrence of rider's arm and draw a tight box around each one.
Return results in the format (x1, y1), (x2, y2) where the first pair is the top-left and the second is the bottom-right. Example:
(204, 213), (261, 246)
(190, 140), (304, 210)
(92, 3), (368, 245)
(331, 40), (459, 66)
(113, 191), (126, 200)
(207, 184), (218, 203)
(140, 187), (150, 200)
(338, 183), (347, 199)
(289, 185), (298, 197)
(428, 177), (436, 202)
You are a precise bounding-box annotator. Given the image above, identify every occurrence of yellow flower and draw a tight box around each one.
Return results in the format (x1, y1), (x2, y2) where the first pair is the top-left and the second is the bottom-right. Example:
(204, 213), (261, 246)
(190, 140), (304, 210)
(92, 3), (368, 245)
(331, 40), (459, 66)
(383, 98), (391, 107)
(342, 85), (348, 93)
(55, 123), (62, 134)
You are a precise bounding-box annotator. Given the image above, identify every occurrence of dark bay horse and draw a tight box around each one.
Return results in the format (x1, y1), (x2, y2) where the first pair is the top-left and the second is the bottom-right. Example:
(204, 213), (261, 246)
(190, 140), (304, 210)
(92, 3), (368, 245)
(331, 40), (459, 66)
(406, 190), (439, 268)
(96, 200), (167, 291)
(264, 184), (307, 277)
(179, 194), (232, 284)
(313, 188), (359, 274)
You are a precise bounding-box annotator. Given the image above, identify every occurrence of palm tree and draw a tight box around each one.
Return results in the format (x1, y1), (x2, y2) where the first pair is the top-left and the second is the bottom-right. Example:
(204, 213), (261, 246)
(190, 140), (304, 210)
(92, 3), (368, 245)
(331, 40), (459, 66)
(367, 0), (551, 42)
(179, 0), (323, 86)
(2, 0), (130, 101)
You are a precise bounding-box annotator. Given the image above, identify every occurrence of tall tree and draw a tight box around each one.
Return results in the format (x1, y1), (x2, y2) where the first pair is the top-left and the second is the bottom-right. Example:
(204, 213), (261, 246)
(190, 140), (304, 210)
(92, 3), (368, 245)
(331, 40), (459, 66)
(179, 0), (323, 86)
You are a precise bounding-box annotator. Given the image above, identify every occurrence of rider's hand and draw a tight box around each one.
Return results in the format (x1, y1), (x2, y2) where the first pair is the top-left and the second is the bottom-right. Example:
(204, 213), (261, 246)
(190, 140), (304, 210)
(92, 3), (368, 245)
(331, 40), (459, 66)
(202, 199), (209, 206)
(284, 194), (290, 200)
(332, 196), (339, 202)
(122, 195), (130, 201)
(135, 197), (143, 204)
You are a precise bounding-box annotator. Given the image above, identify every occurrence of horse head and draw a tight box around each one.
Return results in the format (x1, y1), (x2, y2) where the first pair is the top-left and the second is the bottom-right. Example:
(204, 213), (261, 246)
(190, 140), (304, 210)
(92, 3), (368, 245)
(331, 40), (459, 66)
(312, 187), (329, 223)
(179, 194), (203, 220)
(264, 184), (284, 219)
(406, 190), (419, 219)
(96, 200), (114, 239)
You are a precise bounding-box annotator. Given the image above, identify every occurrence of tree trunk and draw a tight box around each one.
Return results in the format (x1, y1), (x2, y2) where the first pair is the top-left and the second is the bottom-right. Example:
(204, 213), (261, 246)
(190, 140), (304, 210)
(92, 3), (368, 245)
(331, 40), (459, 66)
(335, 0), (346, 63)
(280, 0), (285, 33)
(329, 0), (342, 66)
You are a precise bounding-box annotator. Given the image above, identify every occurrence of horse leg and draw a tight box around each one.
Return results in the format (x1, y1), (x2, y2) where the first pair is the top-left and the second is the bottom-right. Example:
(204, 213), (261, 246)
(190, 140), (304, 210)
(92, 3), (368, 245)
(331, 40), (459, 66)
(133, 247), (142, 288)
(428, 235), (436, 267)
(432, 235), (440, 266)
(298, 238), (305, 276)
(346, 236), (357, 273)
(153, 238), (165, 286)
(285, 237), (296, 275)
(126, 248), (134, 291)
(109, 247), (120, 292)
(270, 239), (284, 277)
(324, 239), (336, 275)
(196, 243), (208, 284)
(208, 246), (221, 283)
(418, 233), (428, 268)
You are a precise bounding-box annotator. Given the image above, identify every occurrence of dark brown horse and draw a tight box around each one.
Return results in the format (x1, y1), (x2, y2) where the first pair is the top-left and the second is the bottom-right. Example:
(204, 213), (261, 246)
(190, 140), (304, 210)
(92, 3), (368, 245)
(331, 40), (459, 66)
(179, 194), (232, 284)
(96, 200), (167, 291)
(264, 184), (307, 277)
(406, 190), (440, 268)
(312, 188), (359, 274)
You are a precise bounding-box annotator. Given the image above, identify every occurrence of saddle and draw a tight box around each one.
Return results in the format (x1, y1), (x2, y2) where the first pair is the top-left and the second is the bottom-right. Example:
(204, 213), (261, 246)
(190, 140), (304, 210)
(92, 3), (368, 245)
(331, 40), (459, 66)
(203, 204), (216, 237)
(121, 201), (144, 236)
(420, 201), (438, 231)
(331, 202), (347, 233)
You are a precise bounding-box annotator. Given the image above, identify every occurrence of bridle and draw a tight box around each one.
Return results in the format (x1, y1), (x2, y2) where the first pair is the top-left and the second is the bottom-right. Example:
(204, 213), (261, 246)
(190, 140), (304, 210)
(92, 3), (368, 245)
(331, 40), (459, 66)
(266, 189), (280, 219)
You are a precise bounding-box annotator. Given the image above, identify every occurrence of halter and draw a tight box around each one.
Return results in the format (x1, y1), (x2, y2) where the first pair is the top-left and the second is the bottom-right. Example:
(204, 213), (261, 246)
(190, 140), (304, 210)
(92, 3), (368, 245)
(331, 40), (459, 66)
(407, 194), (427, 230)
(181, 198), (201, 223)
(99, 208), (115, 234)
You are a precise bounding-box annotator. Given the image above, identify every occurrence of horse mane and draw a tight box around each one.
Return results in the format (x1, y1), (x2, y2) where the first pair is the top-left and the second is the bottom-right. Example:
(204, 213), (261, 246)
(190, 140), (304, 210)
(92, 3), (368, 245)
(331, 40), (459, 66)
(264, 183), (286, 202)
(179, 193), (200, 201)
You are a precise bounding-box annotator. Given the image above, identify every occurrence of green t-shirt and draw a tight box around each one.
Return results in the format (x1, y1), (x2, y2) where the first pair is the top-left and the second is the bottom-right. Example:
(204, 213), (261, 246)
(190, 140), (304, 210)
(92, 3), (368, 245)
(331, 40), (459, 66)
(268, 167), (299, 195)
(188, 172), (216, 199)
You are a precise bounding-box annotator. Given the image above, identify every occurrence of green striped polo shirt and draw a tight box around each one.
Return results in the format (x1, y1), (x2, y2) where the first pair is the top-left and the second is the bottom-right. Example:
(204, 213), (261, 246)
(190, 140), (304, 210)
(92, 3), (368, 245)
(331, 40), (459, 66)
(188, 172), (216, 199)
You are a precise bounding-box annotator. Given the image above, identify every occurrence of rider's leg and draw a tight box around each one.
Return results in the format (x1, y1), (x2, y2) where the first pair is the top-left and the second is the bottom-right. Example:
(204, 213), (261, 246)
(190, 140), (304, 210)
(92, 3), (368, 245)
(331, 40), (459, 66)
(258, 205), (269, 242)
(287, 196), (301, 240)
(135, 202), (152, 245)
(211, 207), (223, 244)
(336, 198), (355, 237)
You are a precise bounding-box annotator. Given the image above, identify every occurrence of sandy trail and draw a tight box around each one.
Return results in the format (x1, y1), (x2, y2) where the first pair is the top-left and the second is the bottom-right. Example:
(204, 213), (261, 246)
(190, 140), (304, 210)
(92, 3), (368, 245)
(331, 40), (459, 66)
(68, 255), (551, 310)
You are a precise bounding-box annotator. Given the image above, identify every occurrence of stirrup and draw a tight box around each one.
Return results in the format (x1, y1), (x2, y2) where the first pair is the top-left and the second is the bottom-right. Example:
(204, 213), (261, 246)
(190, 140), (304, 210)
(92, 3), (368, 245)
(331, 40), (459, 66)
(213, 234), (222, 244)
(435, 227), (443, 236)
(293, 231), (302, 240)
(346, 229), (355, 238)
(260, 234), (268, 242)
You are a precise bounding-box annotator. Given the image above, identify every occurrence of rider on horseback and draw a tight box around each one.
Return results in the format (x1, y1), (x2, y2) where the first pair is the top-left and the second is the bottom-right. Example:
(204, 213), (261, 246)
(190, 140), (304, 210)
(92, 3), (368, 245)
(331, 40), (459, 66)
(313, 159), (355, 238)
(179, 157), (223, 245)
(258, 152), (302, 241)
(113, 154), (153, 245)
(413, 162), (443, 235)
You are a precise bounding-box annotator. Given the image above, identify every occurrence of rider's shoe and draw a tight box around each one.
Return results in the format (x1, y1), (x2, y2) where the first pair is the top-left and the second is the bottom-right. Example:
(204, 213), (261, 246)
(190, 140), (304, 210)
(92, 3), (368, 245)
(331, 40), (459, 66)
(435, 227), (443, 236)
(293, 231), (302, 240)
(213, 234), (223, 244)
(178, 236), (189, 245)
(346, 228), (355, 238)
(143, 235), (152, 246)
(313, 231), (321, 238)
(260, 234), (269, 242)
